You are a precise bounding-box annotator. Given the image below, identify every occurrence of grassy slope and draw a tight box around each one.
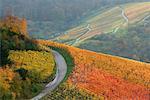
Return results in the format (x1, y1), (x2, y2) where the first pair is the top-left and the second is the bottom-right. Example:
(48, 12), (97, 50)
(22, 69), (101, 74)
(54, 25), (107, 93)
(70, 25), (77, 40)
(57, 2), (150, 45)
(37, 40), (150, 99)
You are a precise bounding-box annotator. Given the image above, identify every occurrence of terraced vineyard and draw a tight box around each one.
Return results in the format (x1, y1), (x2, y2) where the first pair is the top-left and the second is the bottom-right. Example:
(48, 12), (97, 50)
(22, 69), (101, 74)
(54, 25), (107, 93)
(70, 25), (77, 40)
(124, 2), (150, 23)
(1, 2), (150, 100)
(37, 40), (150, 99)
(57, 2), (150, 46)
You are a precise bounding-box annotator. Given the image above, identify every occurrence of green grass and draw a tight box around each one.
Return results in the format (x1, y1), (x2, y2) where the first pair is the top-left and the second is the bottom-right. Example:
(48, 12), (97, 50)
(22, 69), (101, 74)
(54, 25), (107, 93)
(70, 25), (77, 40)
(48, 46), (75, 81)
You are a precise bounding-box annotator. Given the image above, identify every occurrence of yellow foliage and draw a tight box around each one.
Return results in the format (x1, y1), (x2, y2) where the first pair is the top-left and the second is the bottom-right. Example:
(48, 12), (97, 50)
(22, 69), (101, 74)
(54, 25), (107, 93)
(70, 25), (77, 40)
(0, 68), (15, 92)
(37, 40), (150, 88)
(8, 50), (55, 80)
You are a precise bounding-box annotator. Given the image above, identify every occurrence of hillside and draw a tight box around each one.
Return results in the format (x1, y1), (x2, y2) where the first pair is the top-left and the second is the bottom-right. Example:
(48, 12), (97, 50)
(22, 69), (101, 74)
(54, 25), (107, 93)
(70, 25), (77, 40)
(2, 0), (149, 38)
(1, 2), (150, 99)
(79, 17), (150, 63)
(0, 16), (56, 99)
(56, 2), (150, 63)
(37, 40), (150, 99)
(57, 2), (150, 45)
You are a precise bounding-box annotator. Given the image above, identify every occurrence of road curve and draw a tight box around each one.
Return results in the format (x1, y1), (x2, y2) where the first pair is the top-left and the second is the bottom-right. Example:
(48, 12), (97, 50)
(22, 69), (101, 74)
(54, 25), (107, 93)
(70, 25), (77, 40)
(72, 24), (92, 46)
(31, 50), (67, 100)
(119, 6), (129, 23)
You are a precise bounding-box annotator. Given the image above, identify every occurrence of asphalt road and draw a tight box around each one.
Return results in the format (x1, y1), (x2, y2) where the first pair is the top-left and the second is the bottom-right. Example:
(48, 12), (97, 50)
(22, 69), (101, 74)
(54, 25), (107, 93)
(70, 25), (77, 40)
(31, 50), (67, 100)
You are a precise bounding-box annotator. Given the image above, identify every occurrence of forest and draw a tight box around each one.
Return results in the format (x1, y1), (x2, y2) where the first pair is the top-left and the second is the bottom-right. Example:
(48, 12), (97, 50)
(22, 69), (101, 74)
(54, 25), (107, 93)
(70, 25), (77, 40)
(0, 16), (55, 99)
(1, 0), (149, 38)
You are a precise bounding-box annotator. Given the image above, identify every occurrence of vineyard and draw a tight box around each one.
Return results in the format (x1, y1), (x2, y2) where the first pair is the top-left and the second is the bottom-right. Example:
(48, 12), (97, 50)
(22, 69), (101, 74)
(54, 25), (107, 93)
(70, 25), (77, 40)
(42, 83), (104, 100)
(124, 2), (150, 23)
(0, 16), (57, 99)
(37, 40), (150, 99)
(8, 50), (55, 80)
(0, 50), (56, 99)
(1, 10), (150, 99)
(57, 2), (150, 45)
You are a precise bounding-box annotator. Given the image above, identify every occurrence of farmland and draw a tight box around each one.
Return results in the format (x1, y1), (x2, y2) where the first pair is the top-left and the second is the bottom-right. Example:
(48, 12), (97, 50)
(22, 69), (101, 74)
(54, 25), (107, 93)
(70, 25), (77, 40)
(1, 1), (150, 99)
(57, 2), (150, 45)
(0, 16), (56, 99)
(78, 14), (150, 63)
(9, 50), (55, 80)
(37, 40), (150, 99)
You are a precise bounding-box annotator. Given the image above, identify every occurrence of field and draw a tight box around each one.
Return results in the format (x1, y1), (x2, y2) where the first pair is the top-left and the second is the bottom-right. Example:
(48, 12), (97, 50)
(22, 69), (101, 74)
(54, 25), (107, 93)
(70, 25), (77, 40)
(1, 5), (150, 99)
(8, 50), (55, 80)
(124, 2), (150, 23)
(0, 50), (56, 99)
(42, 83), (103, 100)
(37, 40), (150, 99)
(57, 2), (150, 45)
(0, 15), (58, 99)
(78, 17), (150, 63)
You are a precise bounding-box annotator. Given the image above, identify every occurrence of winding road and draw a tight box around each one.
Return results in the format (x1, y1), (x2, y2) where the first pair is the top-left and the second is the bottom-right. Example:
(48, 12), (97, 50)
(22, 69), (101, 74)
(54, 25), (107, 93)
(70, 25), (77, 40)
(74, 7), (129, 43)
(72, 24), (92, 46)
(31, 50), (67, 100)
(119, 6), (129, 23)
(113, 6), (129, 33)
(69, 6), (129, 45)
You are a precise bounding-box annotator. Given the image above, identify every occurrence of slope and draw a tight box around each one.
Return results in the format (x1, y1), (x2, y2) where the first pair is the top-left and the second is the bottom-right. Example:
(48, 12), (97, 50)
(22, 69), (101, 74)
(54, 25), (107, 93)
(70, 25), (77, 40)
(32, 50), (67, 100)
(78, 13), (150, 63)
(0, 16), (56, 99)
(37, 40), (150, 99)
(56, 2), (150, 45)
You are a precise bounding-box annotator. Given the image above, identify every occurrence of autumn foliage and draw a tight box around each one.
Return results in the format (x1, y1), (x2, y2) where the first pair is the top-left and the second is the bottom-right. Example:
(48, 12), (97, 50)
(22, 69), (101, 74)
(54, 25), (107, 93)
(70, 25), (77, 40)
(0, 16), (28, 35)
(8, 50), (55, 80)
(0, 16), (56, 99)
(0, 68), (15, 92)
(37, 40), (150, 99)
(0, 68), (17, 99)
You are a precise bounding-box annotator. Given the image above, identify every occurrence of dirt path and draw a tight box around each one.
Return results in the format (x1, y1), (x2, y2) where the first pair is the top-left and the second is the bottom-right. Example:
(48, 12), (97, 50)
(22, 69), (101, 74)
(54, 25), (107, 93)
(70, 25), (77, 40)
(31, 50), (67, 100)
(113, 6), (129, 34)
(119, 6), (129, 23)
(72, 24), (92, 46)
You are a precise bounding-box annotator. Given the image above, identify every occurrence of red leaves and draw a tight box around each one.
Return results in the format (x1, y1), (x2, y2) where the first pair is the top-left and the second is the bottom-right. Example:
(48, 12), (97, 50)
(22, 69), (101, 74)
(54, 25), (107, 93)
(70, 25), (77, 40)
(37, 40), (150, 99)
(69, 67), (150, 99)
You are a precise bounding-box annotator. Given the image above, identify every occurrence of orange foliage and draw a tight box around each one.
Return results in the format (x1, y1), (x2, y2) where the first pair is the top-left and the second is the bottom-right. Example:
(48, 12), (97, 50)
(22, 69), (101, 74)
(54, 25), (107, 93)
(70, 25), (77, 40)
(36, 40), (150, 99)
(0, 68), (15, 91)
(68, 67), (149, 99)
(20, 18), (27, 35)
(0, 16), (28, 35)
